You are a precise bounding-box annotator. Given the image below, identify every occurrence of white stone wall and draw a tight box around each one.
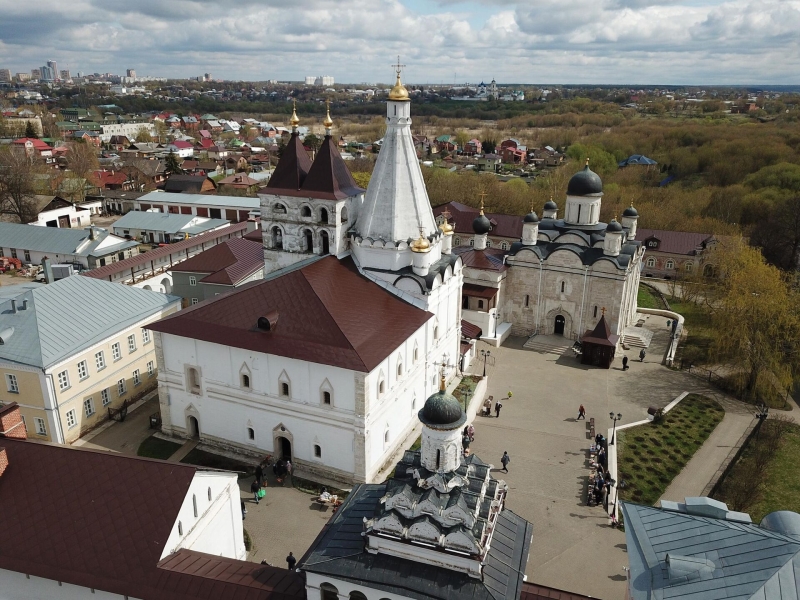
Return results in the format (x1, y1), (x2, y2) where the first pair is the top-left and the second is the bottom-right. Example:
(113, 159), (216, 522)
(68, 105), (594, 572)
(0, 570), (135, 600)
(305, 572), (416, 600)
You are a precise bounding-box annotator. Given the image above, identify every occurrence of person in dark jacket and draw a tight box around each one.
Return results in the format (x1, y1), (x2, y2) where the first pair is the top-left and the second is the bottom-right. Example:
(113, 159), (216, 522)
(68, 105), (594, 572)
(255, 463), (264, 486)
(250, 478), (260, 504)
(286, 552), (296, 571)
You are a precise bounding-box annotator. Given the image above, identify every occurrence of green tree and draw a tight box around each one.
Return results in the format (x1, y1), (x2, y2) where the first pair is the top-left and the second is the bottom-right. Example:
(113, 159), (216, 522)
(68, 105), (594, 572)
(135, 127), (153, 143)
(481, 139), (496, 154)
(165, 151), (183, 175)
(0, 147), (44, 223)
(24, 121), (38, 139)
(750, 195), (800, 271)
(454, 130), (470, 152)
(304, 134), (322, 154)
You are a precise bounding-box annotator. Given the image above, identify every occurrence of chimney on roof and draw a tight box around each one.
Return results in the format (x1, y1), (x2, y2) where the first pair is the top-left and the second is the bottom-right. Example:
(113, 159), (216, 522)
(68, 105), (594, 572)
(21, 299), (28, 311)
(10, 300), (17, 314)
(42, 257), (54, 284)
(0, 403), (27, 440)
(257, 310), (279, 331)
(246, 218), (257, 234)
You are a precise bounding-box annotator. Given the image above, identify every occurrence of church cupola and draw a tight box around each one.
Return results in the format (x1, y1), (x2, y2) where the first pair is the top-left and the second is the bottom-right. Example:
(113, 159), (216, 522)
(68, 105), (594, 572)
(418, 370), (467, 473)
(289, 99), (300, 133)
(564, 159), (603, 227)
(322, 99), (334, 136)
(621, 203), (639, 239)
(604, 218), (623, 256)
(439, 208), (454, 255)
(410, 228), (433, 276)
(522, 206), (539, 246)
(543, 198), (558, 219)
(472, 195), (491, 251)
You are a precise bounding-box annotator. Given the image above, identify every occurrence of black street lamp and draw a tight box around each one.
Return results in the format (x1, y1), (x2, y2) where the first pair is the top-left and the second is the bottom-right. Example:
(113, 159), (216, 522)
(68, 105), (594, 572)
(480, 349), (491, 378)
(609, 412), (622, 445)
(755, 403), (769, 440)
(462, 389), (472, 412)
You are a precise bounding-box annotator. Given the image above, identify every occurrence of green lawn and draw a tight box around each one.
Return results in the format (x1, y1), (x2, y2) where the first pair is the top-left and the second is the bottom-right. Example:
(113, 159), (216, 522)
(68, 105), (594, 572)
(637, 284), (665, 310)
(715, 422), (800, 522)
(669, 298), (715, 366)
(137, 435), (183, 460)
(617, 394), (724, 506)
(180, 448), (254, 477)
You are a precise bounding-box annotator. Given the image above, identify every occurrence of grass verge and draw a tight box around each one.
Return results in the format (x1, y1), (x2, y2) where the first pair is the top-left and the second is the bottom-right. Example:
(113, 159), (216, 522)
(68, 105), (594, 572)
(637, 284), (666, 310)
(137, 435), (183, 460)
(452, 375), (482, 411)
(617, 394), (724, 507)
(669, 298), (714, 366)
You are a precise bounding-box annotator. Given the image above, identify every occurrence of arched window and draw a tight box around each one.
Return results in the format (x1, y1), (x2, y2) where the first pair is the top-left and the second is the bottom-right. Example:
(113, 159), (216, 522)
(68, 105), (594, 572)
(341, 206), (348, 222)
(646, 257), (656, 267)
(501, 241), (508, 250)
(271, 226), (283, 250)
(378, 376), (386, 397)
(454, 237), (461, 246)
(665, 259), (675, 270)
(704, 264), (716, 277)
(434, 325), (440, 340)
(384, 428), (390, 445)
(478, 299), (484, 309)
(436, 448), (441, 469)
(314, 444), (322, 458)
(685, 262), (693, 272)
(350, 592), (368, 600)
(486, 239), (492, 248)
(241, 374), (250, 388)
(561, 281), (565, 293)
(319, 207), (329, 223)
(323, 391), (331, 405)
(273, 203), (286, 214)
(320, 583), (339, 600)
(469, 239), (474, 246)
(300, 205), (311, 217)
(593, 305), (598, 318)
(207, 487), (212, 501)
(413, 343), (419, 363)
(248, 427), (255, 440)
(178, 521), (183, 536)
(281, 382), (290, 396)
(397, 359), (403, 377)
(187, 367), (201, 394)
(193, 494), (198, 517)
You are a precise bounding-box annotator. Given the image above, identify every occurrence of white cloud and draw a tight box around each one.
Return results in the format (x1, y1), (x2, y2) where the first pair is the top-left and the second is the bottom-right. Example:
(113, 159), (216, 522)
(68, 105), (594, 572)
(0, 0), (796, 83)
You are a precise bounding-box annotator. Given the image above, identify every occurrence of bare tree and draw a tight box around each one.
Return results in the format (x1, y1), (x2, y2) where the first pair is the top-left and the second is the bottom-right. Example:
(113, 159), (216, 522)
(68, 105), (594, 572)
(65, 141), (100, 202)
(0, 147), (44, 223)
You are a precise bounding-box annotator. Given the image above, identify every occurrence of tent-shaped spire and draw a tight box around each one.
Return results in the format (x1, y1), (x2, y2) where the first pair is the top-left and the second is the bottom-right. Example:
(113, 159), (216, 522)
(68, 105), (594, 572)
(301, 135), (364, 200)
(263, 131), (312, 194)
(582, 314), (618, 347)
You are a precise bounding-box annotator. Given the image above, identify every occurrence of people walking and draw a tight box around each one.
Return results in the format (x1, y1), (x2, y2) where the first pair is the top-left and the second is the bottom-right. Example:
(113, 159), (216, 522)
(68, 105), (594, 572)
(286, 552), (296, 571)
(495, 400), (503, 418)
(467, 423), (475, 441)
(500, 451), (510, 473)
(255, 462), (264, 487)
(250, 478), (260, 504)
(483, 397), (492, 416)
(622, 355), (629, 371)
(577, 404), (586, 420)
(285, 459), (292, 480)
(639, 349), (646, 362)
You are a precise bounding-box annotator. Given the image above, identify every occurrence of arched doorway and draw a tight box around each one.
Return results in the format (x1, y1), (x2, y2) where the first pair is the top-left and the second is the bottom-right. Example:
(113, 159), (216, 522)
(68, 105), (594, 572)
(272, 226), (283, 250)
(187, 415), (200, 438)
(554, 315), (565, 335)
(161, 277), (172, 294)
(277, 436), (292, 460)
(320, 230), (330, 255)
(319, 207), (328, 224)
(304, 229), (313, 253)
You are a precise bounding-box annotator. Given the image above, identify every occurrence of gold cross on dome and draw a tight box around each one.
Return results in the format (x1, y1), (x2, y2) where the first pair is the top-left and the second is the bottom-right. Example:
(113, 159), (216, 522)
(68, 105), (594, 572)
(391, 56), (406, 77)
(479, 190), (487, 214)
(601, 306), (606, 316)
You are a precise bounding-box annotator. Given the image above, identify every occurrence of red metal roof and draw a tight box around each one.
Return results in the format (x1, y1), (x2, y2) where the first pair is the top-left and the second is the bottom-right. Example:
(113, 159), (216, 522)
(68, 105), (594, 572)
(637, 228), (714, 256)
(298, 134), (364, 200)
(148, 256), (433, 372)
(462, 283), (499, 299)
(520, 582), (595, 600)
(171, 237), (264, 285)
(262, 131), (311, 194)
(453, 246), (508, 271)
(83, 222), (248, 280)
(581, 314), (619, 347)
(461, 319), (483, 339)
(434, 201), (523, 240)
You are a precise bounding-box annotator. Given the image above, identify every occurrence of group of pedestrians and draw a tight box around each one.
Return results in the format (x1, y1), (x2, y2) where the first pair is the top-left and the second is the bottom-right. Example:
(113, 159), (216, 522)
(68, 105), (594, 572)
(481, 396), (503, 418)
(248, 455), (293, 506)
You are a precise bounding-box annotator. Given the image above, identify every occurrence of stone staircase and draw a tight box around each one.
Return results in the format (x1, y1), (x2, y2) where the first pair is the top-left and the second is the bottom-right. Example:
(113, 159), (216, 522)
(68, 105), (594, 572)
(523, 334), (574, 356)
(621, 326), (654, 348)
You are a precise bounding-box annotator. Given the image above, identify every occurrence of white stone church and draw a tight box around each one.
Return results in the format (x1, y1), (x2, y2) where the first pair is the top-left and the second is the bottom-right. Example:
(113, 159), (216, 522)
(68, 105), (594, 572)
(148, 67), (644, 484)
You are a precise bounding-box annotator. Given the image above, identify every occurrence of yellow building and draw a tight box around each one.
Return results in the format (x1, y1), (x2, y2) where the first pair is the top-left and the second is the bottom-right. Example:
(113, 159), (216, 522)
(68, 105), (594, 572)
(0, 277), (180, 444)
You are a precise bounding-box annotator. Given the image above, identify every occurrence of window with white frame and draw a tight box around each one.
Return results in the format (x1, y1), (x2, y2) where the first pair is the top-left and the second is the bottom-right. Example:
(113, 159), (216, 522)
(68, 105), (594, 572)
(133, 369), (141, 386)
(101, 388), (111, 406)
(191, 298), (198, 305)
(24, 250), (31, 262)
(65, 409), (76, 428)
(646, 257), (656, 267)
(95, 351), (106, 371)
(5, 373), (18, 393)
(501, 242), (509, 250)
(665, 259), (675, 269)
(84, 397), (95, 417)
(117, 378), (127, 396)
(77, 360), (89, 380)
(685, 262), (693, 272)
(189, 275), (197, 286)
(10, 248), (17, 259)
(127, 334), (136, 353)
(112, 342), (121, 361)
(57, 370), (70, 390)
(147, 361), (154, 377)
(142, 328), (151, 344)
(34, 417), (46, 436)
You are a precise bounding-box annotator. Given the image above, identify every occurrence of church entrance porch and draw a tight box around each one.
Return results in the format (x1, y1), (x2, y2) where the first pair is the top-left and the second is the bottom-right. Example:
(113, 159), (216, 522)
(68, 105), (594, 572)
(276, 436), (292, 460)
(554, 315), (565, 335)
(187, 415), (200, 438)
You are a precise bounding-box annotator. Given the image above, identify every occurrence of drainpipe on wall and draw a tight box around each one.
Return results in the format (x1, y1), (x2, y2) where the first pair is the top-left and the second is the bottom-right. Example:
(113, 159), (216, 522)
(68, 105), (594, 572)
(534, 260), (543, 335)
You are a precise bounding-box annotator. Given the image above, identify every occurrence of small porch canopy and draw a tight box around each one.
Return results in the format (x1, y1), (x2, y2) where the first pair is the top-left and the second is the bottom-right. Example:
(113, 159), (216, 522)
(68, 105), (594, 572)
(580, 315), (619, 369)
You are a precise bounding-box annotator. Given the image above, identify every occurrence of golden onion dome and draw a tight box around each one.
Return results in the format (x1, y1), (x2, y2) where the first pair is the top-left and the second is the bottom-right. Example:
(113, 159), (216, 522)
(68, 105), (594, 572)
(323, 100), (333, 129)
(290, 100), (300, 128)
(388, 72), (410, 102)
(410, 229), (431, 253)
(439, 210), (455, 235)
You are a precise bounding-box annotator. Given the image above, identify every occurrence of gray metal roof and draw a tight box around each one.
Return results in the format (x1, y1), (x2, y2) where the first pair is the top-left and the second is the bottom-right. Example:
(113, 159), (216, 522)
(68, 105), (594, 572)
(137, 191), (261, 209)
(0, 276), (180, 369)
(0, 222), (138, 258)
(112, 212), (229, 235)
(622, 500), (800, 600)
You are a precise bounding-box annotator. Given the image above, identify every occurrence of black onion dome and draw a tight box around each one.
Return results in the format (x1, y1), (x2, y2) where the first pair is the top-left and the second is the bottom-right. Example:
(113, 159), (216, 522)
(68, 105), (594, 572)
(544, 199), (558, 211)
(623, 205), (639, 218)
(472, 213), (491, 235)
(418, 390), (466, 430)
(567, 164), (603, 196)
(524, 211), (539, 223)
(607, 219), (623, 233)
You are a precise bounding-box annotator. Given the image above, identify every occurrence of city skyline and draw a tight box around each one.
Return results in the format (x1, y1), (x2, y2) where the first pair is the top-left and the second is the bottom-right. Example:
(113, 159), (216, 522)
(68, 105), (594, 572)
(0, 0), (798, 85)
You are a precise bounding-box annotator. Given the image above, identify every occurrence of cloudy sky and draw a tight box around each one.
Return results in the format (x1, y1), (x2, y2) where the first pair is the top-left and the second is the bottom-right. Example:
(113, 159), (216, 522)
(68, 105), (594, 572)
(0, 0), (798, 85)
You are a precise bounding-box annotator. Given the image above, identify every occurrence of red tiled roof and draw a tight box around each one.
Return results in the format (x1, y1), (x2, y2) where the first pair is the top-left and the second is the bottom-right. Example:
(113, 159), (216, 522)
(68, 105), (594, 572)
(453, 246), (508, 271)
(434, 201), (523, 239)
(520, 582), (595, 600)
(83, 222), (249, 280)
(462, 283), (499, 299)
(461, 319), (482, 339)
(171, 237), (264, 285)
(12, 137), (53, 151)
(298, 134), (364, 200)
(148, 256), (433, 372)
(263, 131), (311, 194)
(637, 228), (713, 256)
(93, 169), (129, 187)
(170, 140), (193, 149)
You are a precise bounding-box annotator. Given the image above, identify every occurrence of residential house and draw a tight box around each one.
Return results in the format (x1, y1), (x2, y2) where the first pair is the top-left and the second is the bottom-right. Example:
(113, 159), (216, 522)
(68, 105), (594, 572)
(72, 130), (102, 147)
(0, 276), (180, 443)
(500, 138), (527, 152)
(162, 174), (218, 194)
(11, 137), (53, 159)
(532, 146), (564, 167)
(121, 157), (167, 191)
(208, 145), (229, 160)
(464, 138), (482, 155)
(112, 211), (230, 244)
(93, 169), (134, 191)
(133, 190), (259, 222)
(107, 135), (131, 151)
(435, 134), (457, 153)
(501, 146), (526, 164)
(0, 222), (138, 268)
(167, 140), (195, 158)
(433, 201), (523, 250)
(477, 153), (502, 172)
(121, 142), (164, 157)
(181, 115), (199, 130)
(0, 403), (303, 600)
(28, 196), (92, 228)
(218, 173), (261, 196)
(638, 228), (717, 278)
(170, 236), (264, 306)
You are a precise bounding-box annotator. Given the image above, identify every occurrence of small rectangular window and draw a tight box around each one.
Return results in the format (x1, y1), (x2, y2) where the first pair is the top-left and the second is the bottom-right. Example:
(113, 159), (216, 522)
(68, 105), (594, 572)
(95, 351), (106, 371)
(189, 275), (197, 286)
(191, 298), (198, 305)
(84, 397), (95, 417)
(5, 373), (18, 393)
(112, 343), (121, 361)
(281, 382), (289, 397)
(147, 361), (155, 377)
(34, 417), (47, 436)
(11, 248), (17, 259)
(127, 334), (136, 353)
(57, 370), (70, 390)
(24, 250), (31, 262)
(117, 378), (127, 396)
(101, 388), (111, 406)
(65, 409), (76, 428)
(133, 369), (141, 386)
(77, 360), (89, 380)
(142, 328), (151, 344)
